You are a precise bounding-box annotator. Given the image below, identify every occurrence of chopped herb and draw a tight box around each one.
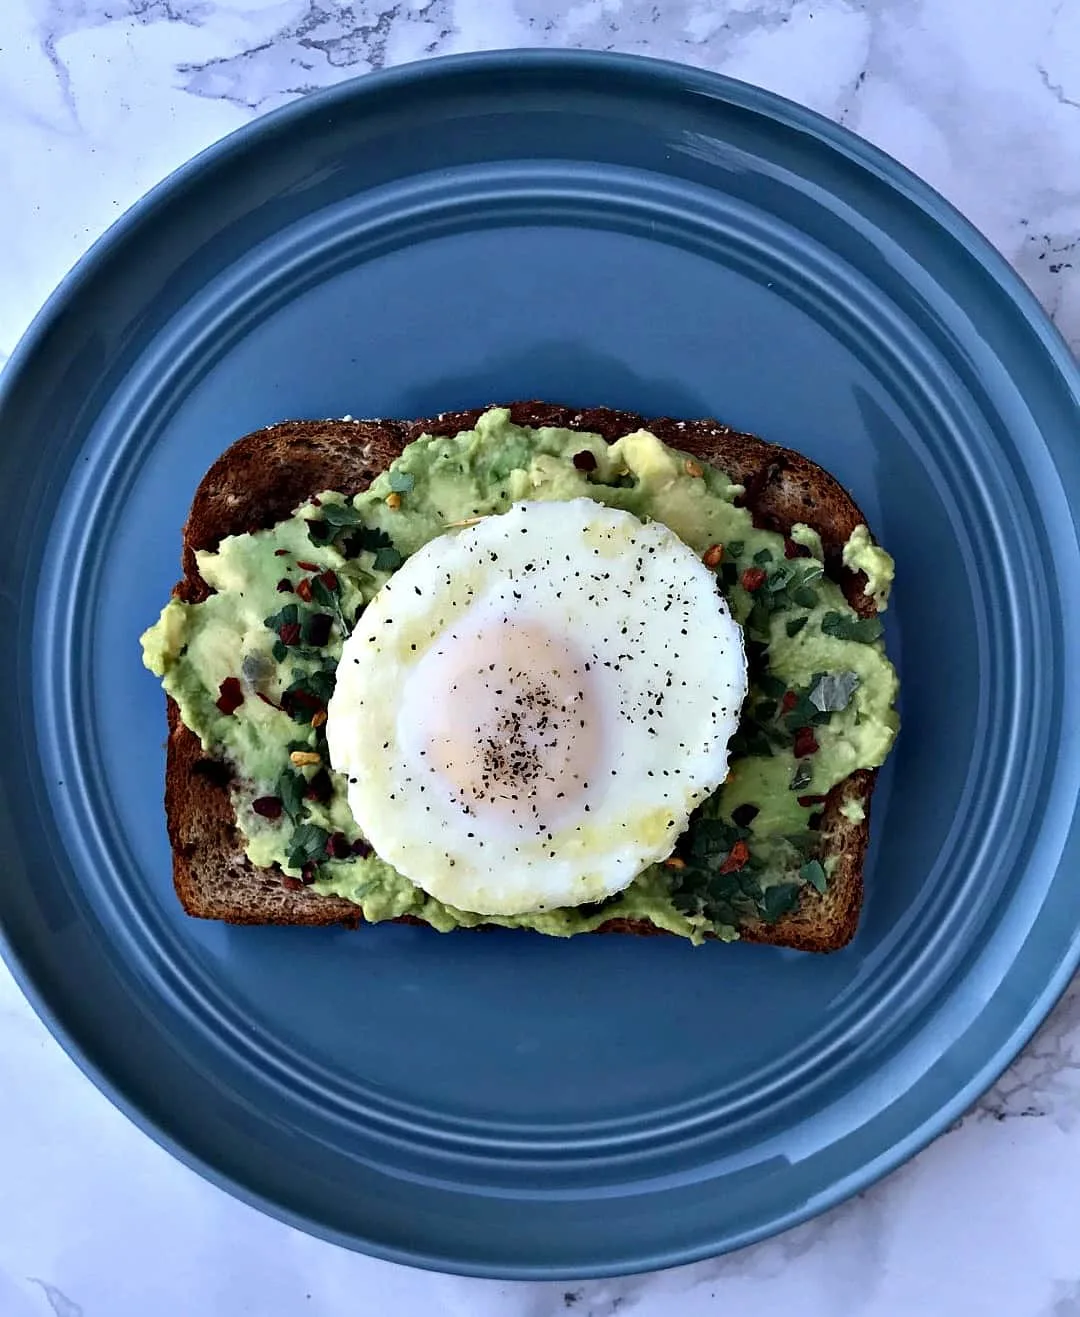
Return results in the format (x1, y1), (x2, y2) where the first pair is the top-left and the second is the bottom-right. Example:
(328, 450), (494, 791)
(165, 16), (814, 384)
(263, 603), (299, 633)
(800, 859), (828, 893)
(307, 503), (368, 547)
(790, 759), (813, 791)
(310, 577), (336, 608)
(277, 771), (305, 822)
(672, 890), (706, 917)
(753, 548), (773, 565)
(758, 674), (787, 699)
(284, 667), (335, 706)
(373, 545), (405, 572)
(809, 670), (859, 713)
(786, 616), (808, 638)
(287, 822), (329, 870)
(821, 611), (884, 643)
(388, 469), (415, 493)
(726, 540), (744, 558)
(761, 882), (801, 922)
(728, 725), (774, 758)
(352, 525), (393, 552)
(792, 586), (819, 609)
(306, 519), (335, 546)
(317, 502), (363, 528)
(766, 565), (793, 592)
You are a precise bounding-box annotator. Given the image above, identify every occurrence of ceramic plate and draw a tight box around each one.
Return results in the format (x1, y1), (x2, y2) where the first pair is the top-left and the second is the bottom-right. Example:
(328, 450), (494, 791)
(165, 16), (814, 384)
(3, 52), (1080, 1279)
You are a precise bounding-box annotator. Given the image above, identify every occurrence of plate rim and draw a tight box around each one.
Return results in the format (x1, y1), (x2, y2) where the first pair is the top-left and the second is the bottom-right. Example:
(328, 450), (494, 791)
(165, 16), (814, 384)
(3, 48), (1080, 1280)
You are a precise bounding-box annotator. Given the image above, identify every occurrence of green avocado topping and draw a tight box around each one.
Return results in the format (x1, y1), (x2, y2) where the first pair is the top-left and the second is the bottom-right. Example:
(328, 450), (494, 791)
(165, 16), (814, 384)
(141, 408), (899, 944)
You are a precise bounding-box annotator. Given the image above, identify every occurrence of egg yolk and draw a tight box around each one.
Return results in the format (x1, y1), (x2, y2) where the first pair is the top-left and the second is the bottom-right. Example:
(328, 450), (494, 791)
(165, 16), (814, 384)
(416, 619), (604, 835)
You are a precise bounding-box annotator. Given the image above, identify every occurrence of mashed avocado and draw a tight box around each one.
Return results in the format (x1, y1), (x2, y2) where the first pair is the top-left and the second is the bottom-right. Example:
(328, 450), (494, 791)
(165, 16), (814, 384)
(142, 408), (899, 943)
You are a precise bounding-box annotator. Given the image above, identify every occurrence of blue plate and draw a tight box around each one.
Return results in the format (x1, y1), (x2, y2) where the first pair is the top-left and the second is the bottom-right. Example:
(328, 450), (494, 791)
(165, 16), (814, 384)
(3, 51), (1080, 1279)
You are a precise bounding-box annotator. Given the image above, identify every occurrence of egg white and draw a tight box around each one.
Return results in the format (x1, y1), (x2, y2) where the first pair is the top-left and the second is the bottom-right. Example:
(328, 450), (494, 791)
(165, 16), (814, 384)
(326, 499), (747, 916)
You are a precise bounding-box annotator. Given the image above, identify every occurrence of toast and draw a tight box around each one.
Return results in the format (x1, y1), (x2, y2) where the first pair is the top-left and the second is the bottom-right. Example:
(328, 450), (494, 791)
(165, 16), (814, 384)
(165, 402), (881, 951)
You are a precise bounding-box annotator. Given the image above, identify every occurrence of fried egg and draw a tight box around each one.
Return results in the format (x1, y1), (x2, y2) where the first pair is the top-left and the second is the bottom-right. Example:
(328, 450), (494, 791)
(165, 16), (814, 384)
(326, 499), (747, 916)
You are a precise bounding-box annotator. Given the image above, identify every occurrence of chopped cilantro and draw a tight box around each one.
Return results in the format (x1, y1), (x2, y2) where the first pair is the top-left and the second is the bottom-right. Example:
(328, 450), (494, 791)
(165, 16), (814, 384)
(373, 546), (405, 572)
(761, 883), (801, 922)
(263, 603), (299, 633)
(276, 770), (305, 822)
(800, 859), (828, 893)
(821, 611), (884, 643)
(317, 502), (363, 528)
(287, 822), (329, 870)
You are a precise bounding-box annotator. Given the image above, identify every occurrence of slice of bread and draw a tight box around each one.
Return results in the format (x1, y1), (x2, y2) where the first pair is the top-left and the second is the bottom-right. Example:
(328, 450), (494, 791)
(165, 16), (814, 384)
(164, 402), (881, 951)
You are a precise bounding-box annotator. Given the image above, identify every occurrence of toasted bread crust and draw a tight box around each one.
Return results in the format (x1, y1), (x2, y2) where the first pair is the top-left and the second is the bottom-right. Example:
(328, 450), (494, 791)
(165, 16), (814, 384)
(164, 403), (881, 951)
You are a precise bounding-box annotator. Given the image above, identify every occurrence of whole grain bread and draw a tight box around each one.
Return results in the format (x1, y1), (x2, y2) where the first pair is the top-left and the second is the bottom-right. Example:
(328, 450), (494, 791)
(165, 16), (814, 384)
(164, 402), (882, 951)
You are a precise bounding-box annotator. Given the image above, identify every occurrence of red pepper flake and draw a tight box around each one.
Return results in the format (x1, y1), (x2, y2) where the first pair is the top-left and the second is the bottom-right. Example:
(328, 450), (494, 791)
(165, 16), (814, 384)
(793, 727), (820, 758)
(702, 544), (723, 570)
(741, 566), (767, 592)
(274, 548), (289, 557)
(280, 688), (321, 719)
(282, 875), (303, 891)
(352, 838), (373, 858)
(573, 450), (598, 472)
(276, 578), (293, 593)
(310, 496), (322, 507)
(295, 578), (313, 602)
(797, 794), (828, 807)
(718, 840), (750, 874)
(300, 862), (318, 885)
(328, 832), (352, 859)
(279, 622), (301, 646)
(256, 691), (281, 710)
(296, 560), (320, 571)
(319, 569), (338, 591)
(305, 768), (333, 802)
(252, 796), (283, 819)
(215, 677), (244, 715)
(781, 691), (798, 712)
(784, 537), (810, 559)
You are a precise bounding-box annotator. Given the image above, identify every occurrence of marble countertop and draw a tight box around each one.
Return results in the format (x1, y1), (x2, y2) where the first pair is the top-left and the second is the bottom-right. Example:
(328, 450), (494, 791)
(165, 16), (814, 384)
(2, 2), (1080, 1314)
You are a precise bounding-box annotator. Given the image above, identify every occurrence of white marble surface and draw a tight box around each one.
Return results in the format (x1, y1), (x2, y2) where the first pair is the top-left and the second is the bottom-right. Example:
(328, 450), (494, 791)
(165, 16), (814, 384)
(2, 1), (1080, 1313)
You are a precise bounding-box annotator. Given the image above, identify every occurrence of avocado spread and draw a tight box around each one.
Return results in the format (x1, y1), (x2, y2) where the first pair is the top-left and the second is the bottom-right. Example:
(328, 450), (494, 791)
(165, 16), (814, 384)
(142, 408), (899, 943)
